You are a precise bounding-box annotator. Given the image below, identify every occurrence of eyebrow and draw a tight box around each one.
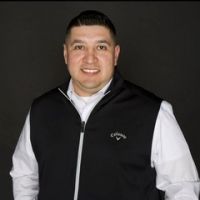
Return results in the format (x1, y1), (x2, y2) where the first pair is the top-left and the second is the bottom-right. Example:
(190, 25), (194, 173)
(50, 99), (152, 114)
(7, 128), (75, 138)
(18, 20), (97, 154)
(69, 39), (112, 46)
(97, 40), (112, 46)
(70, 39), (85, 46)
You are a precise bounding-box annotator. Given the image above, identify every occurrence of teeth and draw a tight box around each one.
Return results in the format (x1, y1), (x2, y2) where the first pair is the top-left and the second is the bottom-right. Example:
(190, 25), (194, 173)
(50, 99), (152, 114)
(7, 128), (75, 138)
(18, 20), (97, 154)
(82, 69), (98, 73)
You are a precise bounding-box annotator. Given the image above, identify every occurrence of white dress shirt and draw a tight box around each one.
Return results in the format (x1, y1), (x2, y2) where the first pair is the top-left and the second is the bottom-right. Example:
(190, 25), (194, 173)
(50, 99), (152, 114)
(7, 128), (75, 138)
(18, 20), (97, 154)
(10, 80), (200, 200)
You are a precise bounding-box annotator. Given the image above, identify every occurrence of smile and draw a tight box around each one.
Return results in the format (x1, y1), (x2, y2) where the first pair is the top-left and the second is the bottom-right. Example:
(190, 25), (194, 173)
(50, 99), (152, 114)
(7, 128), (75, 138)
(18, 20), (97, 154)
(81, 69), (99, 74)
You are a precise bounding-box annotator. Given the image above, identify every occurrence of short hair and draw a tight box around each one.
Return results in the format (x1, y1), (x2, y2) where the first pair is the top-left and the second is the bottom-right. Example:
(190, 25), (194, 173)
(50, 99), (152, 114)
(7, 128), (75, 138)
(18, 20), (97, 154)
(65, 10), (118, 44)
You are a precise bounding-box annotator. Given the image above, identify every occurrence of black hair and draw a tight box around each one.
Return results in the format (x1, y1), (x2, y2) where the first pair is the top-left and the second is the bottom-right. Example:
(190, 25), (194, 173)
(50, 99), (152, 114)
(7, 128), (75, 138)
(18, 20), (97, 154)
(65, 10), (117, 44)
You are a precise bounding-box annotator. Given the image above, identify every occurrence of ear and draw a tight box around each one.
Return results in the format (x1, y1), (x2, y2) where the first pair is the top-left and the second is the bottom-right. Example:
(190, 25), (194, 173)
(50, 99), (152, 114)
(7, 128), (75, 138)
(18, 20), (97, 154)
(114, 45), (120, 66)
(63, 44), (68, 64)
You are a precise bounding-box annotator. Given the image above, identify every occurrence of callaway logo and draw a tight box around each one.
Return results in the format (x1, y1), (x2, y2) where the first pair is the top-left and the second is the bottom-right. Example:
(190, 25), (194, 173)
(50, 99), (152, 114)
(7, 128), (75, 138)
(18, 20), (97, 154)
(110, 132), (127, 141)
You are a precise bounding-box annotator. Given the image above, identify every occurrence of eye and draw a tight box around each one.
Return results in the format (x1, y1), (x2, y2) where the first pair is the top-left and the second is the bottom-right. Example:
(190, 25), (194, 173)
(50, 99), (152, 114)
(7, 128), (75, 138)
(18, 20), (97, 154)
(73, 45), (84, 50)
(97, 45), (107, 50)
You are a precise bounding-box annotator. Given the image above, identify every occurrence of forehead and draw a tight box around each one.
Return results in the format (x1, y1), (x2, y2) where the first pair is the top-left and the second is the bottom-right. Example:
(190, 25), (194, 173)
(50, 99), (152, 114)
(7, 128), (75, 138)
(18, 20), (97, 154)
(67, 25), (114, 42)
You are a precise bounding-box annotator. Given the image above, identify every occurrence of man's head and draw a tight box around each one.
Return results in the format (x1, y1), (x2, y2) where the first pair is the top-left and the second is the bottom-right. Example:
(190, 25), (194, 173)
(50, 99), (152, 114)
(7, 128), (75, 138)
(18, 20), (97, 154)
(63, 10), (120, 96)
(65, 10), (118, 45)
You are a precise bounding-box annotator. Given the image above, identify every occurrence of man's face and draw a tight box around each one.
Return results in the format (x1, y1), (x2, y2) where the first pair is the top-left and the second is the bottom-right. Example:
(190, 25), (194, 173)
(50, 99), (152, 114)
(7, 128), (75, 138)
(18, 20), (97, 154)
(64, 25), (120, 96)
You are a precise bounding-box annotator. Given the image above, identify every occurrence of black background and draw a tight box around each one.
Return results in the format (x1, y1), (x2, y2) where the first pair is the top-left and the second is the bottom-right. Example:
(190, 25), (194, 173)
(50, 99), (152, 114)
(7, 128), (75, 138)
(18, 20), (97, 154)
(0, 2), (199, 199)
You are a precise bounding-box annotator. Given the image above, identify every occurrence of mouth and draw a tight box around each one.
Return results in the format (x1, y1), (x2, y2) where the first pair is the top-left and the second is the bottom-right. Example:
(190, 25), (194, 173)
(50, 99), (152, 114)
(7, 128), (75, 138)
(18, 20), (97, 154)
(81, 68), (100, 74)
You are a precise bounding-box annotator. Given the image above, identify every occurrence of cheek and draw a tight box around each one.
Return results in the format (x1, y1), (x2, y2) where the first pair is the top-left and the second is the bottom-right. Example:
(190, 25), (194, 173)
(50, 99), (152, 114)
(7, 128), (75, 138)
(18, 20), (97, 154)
(99, 54), (115, 66)
(67, 54), (81, 67)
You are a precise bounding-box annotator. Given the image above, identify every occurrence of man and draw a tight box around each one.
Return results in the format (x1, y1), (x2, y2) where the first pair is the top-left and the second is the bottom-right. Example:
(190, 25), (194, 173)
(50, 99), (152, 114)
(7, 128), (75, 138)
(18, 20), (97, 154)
(10, 10), (199, 200)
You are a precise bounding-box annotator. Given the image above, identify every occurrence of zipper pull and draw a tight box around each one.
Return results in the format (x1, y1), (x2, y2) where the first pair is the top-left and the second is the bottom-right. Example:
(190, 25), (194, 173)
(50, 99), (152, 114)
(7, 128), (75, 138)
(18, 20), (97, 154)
(81, 121), (85, 133)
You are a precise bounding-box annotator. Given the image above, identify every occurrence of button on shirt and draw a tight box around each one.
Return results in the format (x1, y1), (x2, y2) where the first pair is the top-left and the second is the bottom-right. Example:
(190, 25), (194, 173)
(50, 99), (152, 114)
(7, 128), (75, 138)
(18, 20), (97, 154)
(10, 79), (200, 200)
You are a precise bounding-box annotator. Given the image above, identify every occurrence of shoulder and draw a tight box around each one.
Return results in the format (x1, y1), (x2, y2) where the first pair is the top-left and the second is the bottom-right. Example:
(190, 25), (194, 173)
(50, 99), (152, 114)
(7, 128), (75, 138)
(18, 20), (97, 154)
(123, 80), (163, 104)
(31, 81), (68, 108)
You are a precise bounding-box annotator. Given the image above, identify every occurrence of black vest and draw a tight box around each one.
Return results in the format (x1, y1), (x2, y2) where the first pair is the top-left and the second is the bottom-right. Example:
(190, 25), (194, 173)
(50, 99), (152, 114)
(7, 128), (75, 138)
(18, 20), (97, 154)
(30, 71), (164, 200)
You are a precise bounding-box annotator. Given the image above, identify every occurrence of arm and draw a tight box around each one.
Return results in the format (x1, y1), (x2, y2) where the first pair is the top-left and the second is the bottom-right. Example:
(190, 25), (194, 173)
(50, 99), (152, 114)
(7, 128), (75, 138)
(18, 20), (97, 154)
(10, 111), (39, 200)
(151, 101), (200, 200)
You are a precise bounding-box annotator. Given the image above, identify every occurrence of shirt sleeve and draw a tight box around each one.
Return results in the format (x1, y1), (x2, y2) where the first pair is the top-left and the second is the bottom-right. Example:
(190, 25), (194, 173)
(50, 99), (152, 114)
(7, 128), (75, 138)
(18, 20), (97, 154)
(10, 110), (39, 200)
(151, 100), (200, 200)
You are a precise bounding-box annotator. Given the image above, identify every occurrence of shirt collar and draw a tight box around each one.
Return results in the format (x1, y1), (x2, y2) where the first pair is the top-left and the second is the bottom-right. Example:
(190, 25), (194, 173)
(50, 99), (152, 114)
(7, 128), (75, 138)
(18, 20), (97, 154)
(67, 79), (112, 100)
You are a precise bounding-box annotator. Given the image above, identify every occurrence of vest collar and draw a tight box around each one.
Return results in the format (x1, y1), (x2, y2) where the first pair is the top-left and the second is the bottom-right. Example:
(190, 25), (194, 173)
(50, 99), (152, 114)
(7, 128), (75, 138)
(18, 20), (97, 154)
(58, 69), (124, 98)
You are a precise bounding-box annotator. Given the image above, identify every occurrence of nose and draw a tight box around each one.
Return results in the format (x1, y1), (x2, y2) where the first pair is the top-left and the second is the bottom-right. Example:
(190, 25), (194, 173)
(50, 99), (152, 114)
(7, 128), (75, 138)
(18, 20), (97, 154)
(83, 48), (97, 64)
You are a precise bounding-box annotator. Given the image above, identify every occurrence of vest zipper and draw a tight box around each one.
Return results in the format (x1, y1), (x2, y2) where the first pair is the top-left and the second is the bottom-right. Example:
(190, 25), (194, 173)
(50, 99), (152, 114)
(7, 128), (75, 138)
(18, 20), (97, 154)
(58, 88), (85, 200)
(58, 87), (111, 200)
(74, 121), (85, 200)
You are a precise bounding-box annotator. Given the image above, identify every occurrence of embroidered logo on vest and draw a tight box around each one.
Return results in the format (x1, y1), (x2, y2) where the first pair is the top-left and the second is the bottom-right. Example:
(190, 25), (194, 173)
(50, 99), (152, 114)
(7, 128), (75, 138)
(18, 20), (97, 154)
(110, 132), (127, 141)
